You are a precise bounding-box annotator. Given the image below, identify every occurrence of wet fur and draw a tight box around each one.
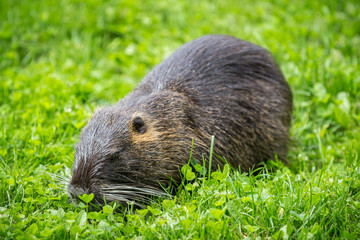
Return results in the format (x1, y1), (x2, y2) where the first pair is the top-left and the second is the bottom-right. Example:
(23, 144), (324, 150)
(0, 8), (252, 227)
(68, 35), (293, 205)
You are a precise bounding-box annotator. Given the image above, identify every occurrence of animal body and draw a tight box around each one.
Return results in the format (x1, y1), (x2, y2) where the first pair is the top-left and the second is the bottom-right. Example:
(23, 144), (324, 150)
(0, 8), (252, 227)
(68, 35), (293, 206)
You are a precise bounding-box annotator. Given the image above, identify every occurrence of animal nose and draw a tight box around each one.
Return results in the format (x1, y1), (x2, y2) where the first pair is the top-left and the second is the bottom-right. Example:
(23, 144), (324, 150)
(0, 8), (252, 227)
(67, 184), (87, 201)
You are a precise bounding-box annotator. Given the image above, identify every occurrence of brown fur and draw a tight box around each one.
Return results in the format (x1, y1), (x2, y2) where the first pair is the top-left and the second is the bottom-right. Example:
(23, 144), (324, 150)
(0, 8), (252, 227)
(68, 35), (293, 206)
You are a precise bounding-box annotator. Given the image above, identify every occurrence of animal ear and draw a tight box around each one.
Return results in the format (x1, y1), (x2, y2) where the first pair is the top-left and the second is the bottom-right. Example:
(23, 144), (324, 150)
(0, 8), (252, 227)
(132, 116), (147, 134)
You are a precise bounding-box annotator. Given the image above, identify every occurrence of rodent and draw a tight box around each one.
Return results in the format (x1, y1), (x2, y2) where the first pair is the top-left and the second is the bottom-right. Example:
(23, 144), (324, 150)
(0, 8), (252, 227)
(67, 35), (293, 206)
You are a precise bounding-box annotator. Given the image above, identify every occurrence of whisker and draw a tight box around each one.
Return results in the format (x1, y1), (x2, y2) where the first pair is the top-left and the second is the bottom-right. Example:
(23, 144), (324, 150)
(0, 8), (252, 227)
(102, 185), (169, 197)
(100, 184), (170, 207)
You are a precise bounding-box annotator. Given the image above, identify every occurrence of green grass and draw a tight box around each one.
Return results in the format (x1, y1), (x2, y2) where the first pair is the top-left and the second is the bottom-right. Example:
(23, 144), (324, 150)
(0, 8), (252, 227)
(1, 0), (360, 239)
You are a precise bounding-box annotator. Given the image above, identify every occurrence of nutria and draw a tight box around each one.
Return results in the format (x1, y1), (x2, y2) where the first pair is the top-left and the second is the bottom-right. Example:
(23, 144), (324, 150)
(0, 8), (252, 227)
(67, 35), (292, 206)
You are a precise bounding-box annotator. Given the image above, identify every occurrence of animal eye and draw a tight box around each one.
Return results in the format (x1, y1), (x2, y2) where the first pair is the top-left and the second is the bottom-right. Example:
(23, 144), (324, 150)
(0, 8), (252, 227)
(110, 152), (118, 160)
(132, 116), (147, 134)
(114, 151), (120, 158)
(109, 149), (121, 161)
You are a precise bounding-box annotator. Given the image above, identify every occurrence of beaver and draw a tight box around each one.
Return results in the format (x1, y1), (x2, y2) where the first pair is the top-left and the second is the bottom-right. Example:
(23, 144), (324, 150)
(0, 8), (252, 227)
(67, 34), (293, 206)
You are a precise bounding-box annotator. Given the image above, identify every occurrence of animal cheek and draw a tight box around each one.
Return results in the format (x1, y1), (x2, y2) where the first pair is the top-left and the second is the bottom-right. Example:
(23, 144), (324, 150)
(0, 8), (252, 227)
(131, 126), (160, 145)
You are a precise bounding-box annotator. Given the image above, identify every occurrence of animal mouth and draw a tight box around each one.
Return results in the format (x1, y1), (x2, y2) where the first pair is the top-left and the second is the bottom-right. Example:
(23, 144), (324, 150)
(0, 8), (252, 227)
(67, 184), (100, 205)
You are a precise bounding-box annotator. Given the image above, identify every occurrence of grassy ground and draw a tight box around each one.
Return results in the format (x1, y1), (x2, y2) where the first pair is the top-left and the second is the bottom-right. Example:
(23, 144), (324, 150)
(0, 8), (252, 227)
(1, 0), (360, 239)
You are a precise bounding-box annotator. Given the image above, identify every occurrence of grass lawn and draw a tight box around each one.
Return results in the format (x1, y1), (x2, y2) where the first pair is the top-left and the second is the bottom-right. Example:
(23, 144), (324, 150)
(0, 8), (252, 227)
(1, 0), (360, 239)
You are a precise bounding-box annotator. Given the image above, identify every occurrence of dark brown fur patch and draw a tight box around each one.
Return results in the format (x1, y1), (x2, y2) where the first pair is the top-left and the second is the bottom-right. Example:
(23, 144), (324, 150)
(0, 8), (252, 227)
(68, 35), (293, 206)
